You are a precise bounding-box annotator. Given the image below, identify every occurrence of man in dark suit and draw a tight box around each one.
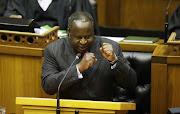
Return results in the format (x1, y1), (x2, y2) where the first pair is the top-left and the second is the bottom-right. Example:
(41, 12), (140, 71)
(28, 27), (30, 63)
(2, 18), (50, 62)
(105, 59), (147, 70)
(41, 12), (137, 101)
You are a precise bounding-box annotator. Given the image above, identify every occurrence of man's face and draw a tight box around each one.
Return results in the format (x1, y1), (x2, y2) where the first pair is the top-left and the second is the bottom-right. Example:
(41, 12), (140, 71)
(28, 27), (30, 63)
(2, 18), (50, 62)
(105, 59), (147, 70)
(68, 20), (94, 53)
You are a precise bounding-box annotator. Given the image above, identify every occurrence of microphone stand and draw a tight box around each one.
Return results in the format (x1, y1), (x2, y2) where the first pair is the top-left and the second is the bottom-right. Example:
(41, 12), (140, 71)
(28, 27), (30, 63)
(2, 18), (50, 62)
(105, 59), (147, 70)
(164, 0), (172, 44)
(164, 11), (168, 44)
(75, 110), (79, 114)
(56, 53), (81, 114)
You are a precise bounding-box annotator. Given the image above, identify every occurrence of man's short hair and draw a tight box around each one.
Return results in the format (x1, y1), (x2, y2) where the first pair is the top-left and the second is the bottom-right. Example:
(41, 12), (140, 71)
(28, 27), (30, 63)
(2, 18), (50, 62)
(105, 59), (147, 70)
(68, 12), (94, 29)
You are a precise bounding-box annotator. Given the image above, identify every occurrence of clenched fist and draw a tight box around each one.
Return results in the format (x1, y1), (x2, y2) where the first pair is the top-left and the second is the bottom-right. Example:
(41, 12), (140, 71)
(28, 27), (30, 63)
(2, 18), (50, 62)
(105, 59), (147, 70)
(99, 43), (117, 62)
(77, 52), (97, 73)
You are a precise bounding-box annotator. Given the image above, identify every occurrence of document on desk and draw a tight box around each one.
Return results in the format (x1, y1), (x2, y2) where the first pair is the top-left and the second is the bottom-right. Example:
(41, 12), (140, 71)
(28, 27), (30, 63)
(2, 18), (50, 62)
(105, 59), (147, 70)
(101, 36), (124, 42)
(34, 25), (67, 38)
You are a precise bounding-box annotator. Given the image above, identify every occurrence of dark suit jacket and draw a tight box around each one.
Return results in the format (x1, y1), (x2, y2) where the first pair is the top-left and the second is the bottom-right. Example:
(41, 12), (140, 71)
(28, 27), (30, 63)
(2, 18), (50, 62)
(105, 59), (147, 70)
(4, 0), (58, 27)
(169, 5), (180, 38)
(41, 36), (137, 101)
(0, 0), (8, 16)
(57, 0), (100, 35)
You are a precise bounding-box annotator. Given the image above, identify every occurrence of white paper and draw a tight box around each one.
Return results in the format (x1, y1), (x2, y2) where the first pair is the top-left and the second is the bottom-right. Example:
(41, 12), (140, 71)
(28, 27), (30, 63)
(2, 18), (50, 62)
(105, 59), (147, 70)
(101, 36), (124, 42)
(34, 28), (67, 38)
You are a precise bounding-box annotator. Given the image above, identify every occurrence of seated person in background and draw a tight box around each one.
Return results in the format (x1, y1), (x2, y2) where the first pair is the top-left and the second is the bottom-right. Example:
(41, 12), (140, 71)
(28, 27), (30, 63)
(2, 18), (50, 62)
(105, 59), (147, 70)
(0, 0), (8, 16)
(58, 0), (100, 35)
(169, 5), (180, 38)
(4, 0), (59, 27)
(3, 0), (100, 35)
(41, 12), (137, 101)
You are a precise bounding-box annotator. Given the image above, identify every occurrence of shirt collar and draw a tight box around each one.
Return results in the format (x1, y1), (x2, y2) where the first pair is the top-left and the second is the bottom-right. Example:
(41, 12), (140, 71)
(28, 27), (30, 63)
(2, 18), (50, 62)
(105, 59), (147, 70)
(37, 0), (52, 11)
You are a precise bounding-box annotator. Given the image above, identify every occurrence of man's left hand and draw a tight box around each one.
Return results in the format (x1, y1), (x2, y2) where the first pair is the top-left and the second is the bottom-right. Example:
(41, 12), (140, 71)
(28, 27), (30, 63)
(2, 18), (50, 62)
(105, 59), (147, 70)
(99, 43), (116, 62)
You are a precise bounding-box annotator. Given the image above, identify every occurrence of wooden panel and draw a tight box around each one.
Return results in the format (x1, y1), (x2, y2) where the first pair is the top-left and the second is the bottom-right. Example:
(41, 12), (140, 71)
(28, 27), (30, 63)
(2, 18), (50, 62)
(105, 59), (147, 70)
(16, 97), (136, 110)
(119, 42), (157, 52)
(151, 63), (167, 114)
(0, 53), (56, 114)
(167, 56), (180, 64)
(119, 39), (163, 52)
(97, 0), (180, 30)
(167, 32), (180, 56)
(151, 45), (168, 63)
(0, 26), (58, 114)
(167, 65), (180, 108)
(0, 54), (41, 114)
(119, 0), (166, 30)
(0, 26), (58, 48)
(106, 0), (120, 27)
(16, 97), (135, 114)
(96, 0), (107, 26)
(151, 44), (180, 114)
(0, 45), (44, 57)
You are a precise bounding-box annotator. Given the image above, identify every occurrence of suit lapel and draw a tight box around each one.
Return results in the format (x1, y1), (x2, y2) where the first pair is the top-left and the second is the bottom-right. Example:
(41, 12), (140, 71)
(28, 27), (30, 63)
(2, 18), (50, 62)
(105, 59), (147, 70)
(63, 38), (80, 66)
(81, 38), (103, 87)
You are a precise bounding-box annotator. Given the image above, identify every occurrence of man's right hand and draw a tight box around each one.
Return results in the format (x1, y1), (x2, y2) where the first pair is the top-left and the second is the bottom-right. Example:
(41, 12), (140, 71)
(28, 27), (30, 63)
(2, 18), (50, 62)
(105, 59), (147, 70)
(77, 52), (97, 73)
(9, 15), (22, 18)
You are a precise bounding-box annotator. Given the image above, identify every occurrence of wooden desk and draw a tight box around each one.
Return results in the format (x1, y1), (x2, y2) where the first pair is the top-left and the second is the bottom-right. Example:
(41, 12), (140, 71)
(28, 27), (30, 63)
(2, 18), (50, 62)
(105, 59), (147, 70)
(119, 39), (163, 52)
(16, 97), (136, 114)
(0, 27), (59, 114)
(151, 33), (180, 114)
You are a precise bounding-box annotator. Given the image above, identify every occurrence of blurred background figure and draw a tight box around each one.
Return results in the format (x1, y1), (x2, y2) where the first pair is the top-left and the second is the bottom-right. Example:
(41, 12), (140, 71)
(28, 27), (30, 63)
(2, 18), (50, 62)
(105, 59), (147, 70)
(3, 0), (100, 35)
(57, 0), (100, 35)
(0, 0), (8, 16)
(169, 5), (180, 39)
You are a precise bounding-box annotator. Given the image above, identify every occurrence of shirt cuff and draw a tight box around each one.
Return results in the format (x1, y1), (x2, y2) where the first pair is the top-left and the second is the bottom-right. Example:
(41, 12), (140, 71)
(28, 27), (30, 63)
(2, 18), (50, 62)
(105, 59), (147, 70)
(111, 63), (117, 69)
(76, 65), (83, 79)
(109, 53), (118, 64)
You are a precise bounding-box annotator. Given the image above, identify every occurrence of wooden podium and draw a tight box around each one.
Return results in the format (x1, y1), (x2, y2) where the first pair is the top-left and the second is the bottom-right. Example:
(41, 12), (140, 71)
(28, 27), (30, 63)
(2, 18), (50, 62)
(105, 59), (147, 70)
(0, 27), (59, 114)
(151, 32), (180, 114)
(16, 97), (136, 114)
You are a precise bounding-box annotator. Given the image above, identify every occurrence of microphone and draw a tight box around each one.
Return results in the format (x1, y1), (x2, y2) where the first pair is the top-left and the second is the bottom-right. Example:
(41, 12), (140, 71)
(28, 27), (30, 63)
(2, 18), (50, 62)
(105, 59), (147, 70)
(56, 53), (81, 114)
(164, 0), (173, 43)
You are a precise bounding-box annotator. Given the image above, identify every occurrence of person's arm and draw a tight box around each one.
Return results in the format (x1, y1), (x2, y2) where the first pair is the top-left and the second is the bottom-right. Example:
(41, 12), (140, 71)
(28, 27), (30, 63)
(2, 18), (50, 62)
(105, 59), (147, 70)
(3, 0), (25, 18)
(112, 44), (137, 91)
(41, 46), (81, 95)
(99, 42), (137, 91)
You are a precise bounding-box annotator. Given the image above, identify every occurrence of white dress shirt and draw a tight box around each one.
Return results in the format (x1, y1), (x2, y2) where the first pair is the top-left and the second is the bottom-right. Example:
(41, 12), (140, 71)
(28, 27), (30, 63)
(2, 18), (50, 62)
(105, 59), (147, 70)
(37, 0), (52, 11)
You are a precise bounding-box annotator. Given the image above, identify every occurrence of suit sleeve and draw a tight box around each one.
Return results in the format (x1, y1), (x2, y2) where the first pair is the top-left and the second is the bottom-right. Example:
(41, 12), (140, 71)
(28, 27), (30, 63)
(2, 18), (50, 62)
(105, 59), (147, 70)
(0, 0), (8, 16)
(41, 46), (81, 95)
(112, 43), (137, 91)
(3, 0), (25, 17)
